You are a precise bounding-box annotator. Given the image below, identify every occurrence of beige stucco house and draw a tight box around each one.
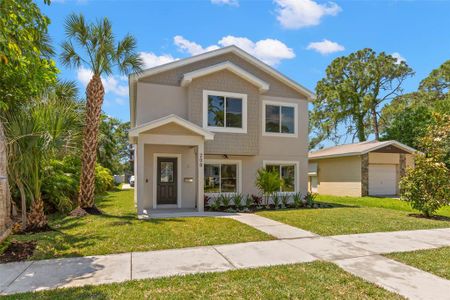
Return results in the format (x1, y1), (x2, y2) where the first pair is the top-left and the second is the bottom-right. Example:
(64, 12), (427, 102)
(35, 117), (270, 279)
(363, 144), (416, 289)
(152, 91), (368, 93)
(308, 140), (416, 197)
(128, 46), (314, 215)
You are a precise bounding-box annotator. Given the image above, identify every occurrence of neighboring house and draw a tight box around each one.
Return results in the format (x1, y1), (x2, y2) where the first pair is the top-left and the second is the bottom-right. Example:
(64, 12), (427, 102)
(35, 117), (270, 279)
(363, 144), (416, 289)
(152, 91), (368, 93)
(308, 140), (416, 197)
(128, 46), (314, 215)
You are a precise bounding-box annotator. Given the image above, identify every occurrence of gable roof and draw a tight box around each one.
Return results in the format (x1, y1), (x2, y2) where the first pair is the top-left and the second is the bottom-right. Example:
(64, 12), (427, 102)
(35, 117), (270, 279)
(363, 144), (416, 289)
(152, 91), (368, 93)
(129, 45), (315, 126)
(129, 114), (214, 140)
(181, 61), (270, 93)
(309, 140), (417, 160)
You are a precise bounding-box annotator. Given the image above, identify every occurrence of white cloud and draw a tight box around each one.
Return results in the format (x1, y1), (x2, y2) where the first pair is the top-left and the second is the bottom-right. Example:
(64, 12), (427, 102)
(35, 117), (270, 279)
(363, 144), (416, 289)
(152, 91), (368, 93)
(114, 98), (127, 105)
(139, 52), (178, 68)
(275, 0), (342, 29)
(211, 0), (239, 6)
(102, 76), (128, 97)
(76, 67), (128, 97)
(307, 39), (345, 55)
(76, 66), (93, 86)
(391, 52), (406, 64)
(174, 36), (219, 56)
(174, 35), (295, 66)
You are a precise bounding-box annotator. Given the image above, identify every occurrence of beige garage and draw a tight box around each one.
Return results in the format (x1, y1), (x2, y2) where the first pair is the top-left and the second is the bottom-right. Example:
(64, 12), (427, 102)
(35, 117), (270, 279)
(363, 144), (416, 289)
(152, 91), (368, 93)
(308, 140), (416, 197)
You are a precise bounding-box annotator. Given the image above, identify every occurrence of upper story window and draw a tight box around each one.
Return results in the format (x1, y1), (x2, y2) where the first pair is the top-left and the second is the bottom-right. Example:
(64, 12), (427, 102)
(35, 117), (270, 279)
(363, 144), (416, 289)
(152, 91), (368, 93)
(262, 100), (298, 137)
(203, 90), (247, 133)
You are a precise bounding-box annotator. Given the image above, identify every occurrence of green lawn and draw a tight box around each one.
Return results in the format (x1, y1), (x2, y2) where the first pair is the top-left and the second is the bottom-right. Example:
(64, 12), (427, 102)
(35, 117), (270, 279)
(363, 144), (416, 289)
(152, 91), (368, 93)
(2, 262), (402, 300)
(2, 190), (272, 260)
(257, 195), (450, 236)
(386, 247), (450, 280)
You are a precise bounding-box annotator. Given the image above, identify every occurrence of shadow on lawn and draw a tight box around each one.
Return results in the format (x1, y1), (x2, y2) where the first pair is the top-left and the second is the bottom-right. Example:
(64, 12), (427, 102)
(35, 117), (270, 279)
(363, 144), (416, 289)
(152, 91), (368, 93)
(408, 213), (450, 222)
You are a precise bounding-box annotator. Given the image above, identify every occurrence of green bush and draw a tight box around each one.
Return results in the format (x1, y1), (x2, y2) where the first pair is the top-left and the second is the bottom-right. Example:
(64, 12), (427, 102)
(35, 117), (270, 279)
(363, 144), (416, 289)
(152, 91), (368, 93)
(292, 192), (303, 208)
(41, 156), (115, 213)
(400, 154), (450, 217)
(95, 164), (114, 194)
(42, 159), (79, 213)
(255, 168), (282, 206)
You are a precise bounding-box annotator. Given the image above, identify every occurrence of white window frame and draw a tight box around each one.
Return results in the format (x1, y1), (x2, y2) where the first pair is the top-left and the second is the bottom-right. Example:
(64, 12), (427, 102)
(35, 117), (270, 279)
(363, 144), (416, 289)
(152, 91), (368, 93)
(203, 90), (247, 134)
(263, 160), (299, 194)
(204, 159), (242, 195)
(262, 100), (298, 138)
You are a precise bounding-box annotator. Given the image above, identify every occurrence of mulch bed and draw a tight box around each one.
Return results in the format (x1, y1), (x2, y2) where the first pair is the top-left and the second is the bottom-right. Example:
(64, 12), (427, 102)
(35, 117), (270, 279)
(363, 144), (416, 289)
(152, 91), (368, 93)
(69, 206), (103, 217)
(0, 240), (37, 263)
(409, 213), (450, 222)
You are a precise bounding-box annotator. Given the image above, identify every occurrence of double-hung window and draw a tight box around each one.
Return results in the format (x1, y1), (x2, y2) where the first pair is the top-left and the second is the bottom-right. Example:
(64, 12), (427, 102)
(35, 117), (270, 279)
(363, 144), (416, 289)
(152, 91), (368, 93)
(264, 161), (298, 193)
(263, 101), (298, 137)
(204, 160), (241, 194)
(203, 90), (247, 133)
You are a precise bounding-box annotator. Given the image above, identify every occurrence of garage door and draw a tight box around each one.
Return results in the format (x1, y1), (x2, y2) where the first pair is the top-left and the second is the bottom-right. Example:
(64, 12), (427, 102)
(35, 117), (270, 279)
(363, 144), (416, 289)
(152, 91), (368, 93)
(368, 164), (397, 196)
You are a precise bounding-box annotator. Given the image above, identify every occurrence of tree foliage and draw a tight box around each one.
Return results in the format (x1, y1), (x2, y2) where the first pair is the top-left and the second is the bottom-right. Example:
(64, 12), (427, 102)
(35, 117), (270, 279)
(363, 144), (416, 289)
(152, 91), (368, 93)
(255, 168), (282, 206)
(400, 113), (450, 217)
(311, 48), (413, 147)
(381, 60), (450, 152)
(0, 0), (57, 112)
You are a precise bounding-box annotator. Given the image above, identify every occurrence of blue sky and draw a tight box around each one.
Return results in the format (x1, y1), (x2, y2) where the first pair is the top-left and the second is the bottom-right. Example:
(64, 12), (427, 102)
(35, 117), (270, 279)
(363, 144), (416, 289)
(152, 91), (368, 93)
(40, 0), (449, 136)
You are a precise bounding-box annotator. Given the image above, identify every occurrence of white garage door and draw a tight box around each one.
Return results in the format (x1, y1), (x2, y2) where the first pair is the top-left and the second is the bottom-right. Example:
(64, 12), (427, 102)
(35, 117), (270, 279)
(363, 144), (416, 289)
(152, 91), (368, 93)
(368, 164), (397, 196)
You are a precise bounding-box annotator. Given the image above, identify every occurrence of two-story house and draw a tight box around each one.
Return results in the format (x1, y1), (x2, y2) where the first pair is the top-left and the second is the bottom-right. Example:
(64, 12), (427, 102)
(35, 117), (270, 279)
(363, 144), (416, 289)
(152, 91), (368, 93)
(129, 46), (314, 215)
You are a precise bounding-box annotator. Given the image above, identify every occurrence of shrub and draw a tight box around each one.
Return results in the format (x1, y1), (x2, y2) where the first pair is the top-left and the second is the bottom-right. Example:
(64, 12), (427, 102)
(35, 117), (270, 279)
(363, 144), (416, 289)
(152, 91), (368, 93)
(292, 192), (302, 208)
(251, 194), (263, 207)
(304, 192), (317, 207)
(232, 194), (243, 210)
(95, 165), (114, 194)
(42, 160), (78, 213)
(272, 194), (281, 209)
(244, 194), (253, 208)
(255, 168), (282, 205)
(400, 154), (450, 217)
(209, 197), (221, 211)
(204, 195), (211, 208)
(219, 194), (232, 208)
(281, 194), (290, 208)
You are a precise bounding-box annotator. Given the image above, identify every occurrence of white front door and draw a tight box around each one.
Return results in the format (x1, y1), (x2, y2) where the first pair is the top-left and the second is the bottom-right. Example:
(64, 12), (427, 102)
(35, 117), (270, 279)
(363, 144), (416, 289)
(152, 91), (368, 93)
(368, 164), (397, 196)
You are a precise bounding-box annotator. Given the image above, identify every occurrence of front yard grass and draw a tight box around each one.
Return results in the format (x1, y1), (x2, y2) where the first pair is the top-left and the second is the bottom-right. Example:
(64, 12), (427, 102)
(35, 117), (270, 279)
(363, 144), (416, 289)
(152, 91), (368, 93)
(3, 261), (402, 300)
(2, 189), (272, 260)
(386, 247), (450, 280)
(257, 195), (450, 236)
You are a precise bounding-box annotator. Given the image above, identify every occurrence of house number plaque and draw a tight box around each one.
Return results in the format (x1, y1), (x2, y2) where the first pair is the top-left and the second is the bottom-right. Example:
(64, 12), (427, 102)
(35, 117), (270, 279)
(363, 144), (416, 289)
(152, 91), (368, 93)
(199, 153), (203, 167)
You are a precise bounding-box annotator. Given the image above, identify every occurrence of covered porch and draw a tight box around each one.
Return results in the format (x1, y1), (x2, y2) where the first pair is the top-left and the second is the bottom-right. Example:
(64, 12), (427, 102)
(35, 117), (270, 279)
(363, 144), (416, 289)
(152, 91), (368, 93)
(129, 114), (214, 215)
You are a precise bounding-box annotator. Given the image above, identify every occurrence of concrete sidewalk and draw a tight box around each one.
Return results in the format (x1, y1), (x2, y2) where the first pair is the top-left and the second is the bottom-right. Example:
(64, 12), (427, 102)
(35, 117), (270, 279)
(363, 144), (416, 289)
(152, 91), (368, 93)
(1, 227), (450, 298)
(225, 213), (318, 239)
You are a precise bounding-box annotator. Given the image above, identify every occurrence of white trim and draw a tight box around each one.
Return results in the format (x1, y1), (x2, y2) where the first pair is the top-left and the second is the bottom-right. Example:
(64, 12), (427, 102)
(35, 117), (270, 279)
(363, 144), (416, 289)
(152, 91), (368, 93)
(202, 90), (248, 134)
(181, 61), (270, 93)
(129, 45), (315, 127)
(129, 114), (214, 140)
(204, 159), (242, 195)
(309, 140), (418, 160)
(263, 160), (299, 194)
(262, 100), (298, 138)
(153, 153), (182, 209)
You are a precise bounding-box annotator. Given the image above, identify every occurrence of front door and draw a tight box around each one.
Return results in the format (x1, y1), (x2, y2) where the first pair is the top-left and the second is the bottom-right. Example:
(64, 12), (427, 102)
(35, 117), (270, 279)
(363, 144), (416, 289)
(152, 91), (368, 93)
(157, 157), (178, 205)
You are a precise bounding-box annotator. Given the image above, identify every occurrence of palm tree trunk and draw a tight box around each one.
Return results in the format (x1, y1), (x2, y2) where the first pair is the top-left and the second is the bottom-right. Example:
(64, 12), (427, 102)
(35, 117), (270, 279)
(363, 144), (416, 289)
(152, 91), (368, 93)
(16, 179), (27, 230)
(0, 120), (11, 232)
(27, 196), (47, 230)
(78, 75), (105, 208)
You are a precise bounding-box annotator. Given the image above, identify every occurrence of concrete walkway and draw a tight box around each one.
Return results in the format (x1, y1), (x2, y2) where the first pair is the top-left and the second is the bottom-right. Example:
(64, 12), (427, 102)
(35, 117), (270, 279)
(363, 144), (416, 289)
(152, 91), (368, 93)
(226, 213), (318, 239)
(1, 227), (450, 298)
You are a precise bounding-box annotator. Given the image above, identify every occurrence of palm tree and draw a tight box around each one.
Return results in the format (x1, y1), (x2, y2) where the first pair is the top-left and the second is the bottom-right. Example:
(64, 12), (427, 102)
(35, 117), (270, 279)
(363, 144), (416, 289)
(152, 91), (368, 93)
(6, 84), (82, 230)
(60, 14), (142, 211)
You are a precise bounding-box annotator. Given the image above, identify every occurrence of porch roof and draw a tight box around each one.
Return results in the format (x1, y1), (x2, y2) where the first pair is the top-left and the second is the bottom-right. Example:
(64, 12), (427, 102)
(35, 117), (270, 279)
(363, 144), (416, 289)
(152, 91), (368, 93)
(129, 114), (215, 141)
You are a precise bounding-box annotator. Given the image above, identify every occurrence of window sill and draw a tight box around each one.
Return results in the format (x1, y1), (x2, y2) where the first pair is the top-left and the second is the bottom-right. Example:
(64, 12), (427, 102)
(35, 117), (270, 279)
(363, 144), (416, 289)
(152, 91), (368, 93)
(206, 126), (247, 134)
(262, 132), (298, 138)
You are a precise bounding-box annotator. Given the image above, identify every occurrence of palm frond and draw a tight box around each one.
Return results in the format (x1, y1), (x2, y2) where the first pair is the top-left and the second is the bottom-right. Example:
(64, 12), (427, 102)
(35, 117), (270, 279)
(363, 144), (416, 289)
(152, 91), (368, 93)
(59, 41), (82, 69)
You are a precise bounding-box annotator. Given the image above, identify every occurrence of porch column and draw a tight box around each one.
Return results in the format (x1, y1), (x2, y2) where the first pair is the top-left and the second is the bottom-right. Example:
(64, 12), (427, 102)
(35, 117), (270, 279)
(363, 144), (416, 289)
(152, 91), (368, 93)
(197, 143), (204, 212)
(136, 140), (145, 214)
